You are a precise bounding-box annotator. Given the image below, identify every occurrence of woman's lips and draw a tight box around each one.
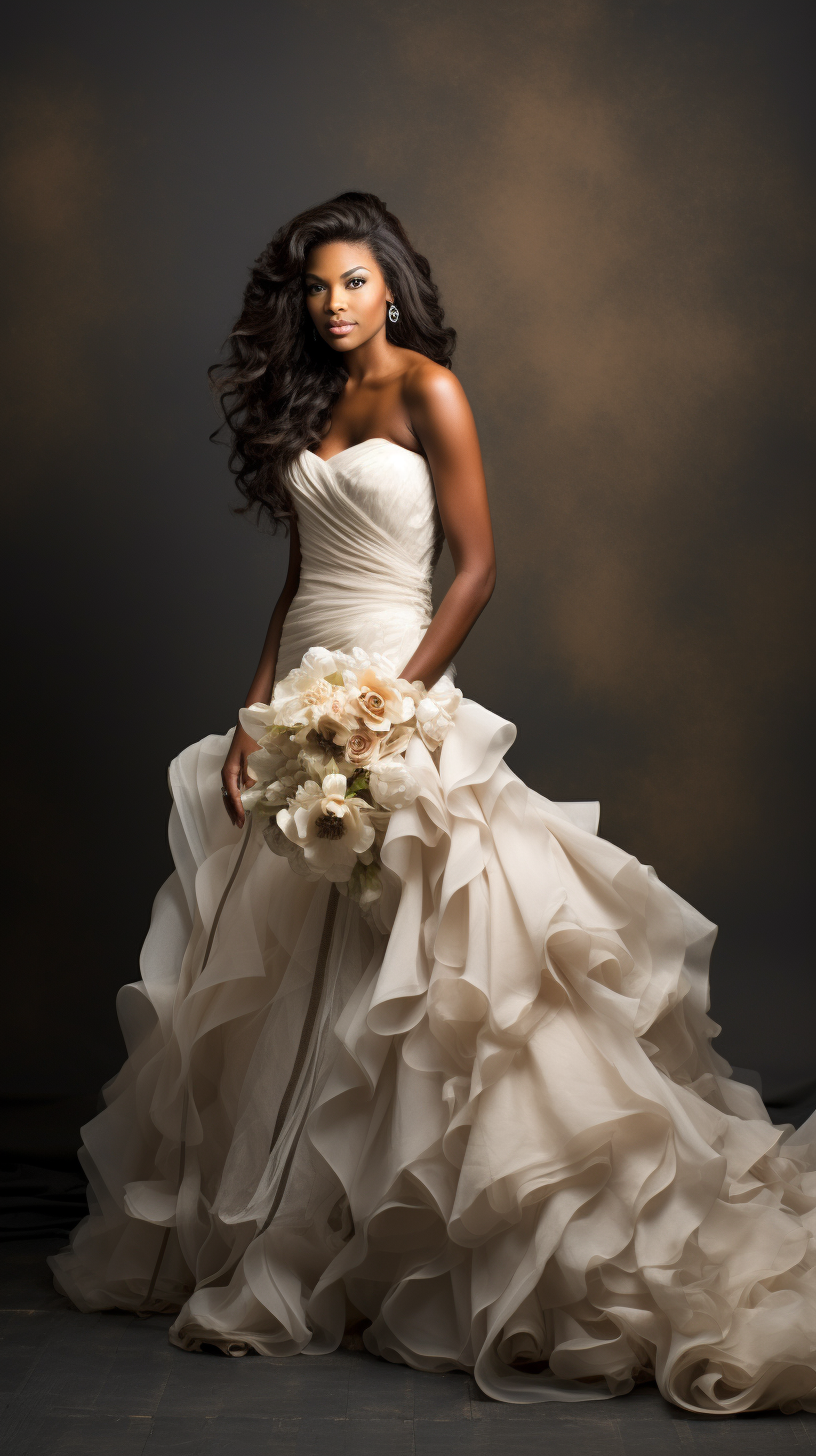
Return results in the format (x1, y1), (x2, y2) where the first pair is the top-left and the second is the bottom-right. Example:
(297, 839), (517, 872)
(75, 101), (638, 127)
(327, 321), (356, 335)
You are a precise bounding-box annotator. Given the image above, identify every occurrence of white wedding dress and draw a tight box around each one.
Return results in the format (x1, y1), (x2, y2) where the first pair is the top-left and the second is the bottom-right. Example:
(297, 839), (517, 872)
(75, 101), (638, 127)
(50, 439), (816, 1414)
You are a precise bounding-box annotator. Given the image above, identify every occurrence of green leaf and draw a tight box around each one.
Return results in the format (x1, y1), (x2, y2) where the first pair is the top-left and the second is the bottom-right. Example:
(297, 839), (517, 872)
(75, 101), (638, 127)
(346, 772), (370, 797)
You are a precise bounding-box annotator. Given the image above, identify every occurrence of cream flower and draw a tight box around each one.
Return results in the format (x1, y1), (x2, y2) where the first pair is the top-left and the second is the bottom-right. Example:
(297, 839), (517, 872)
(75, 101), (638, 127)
(276, 772), (375, 883)
(368, 759), (419, 812)
(269, 648), (356, 731)
(258, 732), (302, 770)
(344, 665), (415, 733)
(241, 760), (306, 816)
(297, 738), (342, 780)
(244, 746), (287, 784)
(236, 712), (301, 782)
(307, 699), (361, 750)
(239, 701), (279, 742)
(415, 675), (462, 749)
(401, 678), (426, 706)
(277, 685), (357, 736)
(263, 820), (321, 879)
(237, 649), (452, 905)
(331, 724), (383, 767)
(240, 783), (270, 813)
(242, 779), (291, 816)
(374, 723), (415, 760)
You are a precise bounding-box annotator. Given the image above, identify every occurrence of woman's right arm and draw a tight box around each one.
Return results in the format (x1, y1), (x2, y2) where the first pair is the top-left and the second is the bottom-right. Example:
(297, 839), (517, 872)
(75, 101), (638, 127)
(221, 520), (301, 827)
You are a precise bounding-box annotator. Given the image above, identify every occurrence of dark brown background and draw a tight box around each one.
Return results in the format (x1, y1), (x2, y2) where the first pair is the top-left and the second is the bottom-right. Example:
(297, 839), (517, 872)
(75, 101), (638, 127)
(2, 0), (814, 1157)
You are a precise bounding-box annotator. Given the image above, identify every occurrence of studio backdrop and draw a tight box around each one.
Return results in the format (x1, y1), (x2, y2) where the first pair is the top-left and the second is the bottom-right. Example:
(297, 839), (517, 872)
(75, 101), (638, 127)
(2, 0), (814, 1158)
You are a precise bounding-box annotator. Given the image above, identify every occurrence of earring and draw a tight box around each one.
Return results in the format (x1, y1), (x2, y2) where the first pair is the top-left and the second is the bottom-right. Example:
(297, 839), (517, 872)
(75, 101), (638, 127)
(312, 326), (318, 341)
(387, 303), (399, 323)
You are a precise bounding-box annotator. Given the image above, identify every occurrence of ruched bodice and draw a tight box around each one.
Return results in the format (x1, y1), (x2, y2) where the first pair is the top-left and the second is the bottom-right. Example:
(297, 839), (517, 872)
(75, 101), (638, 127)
(277, 439), (441, 677)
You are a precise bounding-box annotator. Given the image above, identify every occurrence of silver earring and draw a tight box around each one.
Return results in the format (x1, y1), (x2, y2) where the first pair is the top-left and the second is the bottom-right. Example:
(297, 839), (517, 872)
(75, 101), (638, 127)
(388, 303), (399, 323)
(312, 326), (318, 341)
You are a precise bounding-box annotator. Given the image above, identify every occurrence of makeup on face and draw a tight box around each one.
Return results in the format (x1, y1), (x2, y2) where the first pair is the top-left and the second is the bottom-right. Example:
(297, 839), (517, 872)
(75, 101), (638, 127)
(304, 243), (390, 351)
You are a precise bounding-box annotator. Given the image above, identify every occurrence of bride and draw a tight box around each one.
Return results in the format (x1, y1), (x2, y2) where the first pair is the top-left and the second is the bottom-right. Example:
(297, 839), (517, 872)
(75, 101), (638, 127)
(50, 191), (816, 1415)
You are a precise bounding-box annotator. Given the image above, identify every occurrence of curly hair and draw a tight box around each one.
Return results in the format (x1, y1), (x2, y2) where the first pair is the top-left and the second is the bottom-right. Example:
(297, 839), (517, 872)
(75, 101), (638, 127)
(210, 191), (456, 529)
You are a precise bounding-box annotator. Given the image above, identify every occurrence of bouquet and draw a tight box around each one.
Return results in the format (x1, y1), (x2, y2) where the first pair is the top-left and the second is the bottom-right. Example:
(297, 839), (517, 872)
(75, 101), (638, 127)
(239, 647), (461, 907)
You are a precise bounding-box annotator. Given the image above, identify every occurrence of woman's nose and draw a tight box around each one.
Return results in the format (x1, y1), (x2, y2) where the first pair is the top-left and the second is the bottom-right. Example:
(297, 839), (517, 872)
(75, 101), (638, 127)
(325, 286), (346, 313)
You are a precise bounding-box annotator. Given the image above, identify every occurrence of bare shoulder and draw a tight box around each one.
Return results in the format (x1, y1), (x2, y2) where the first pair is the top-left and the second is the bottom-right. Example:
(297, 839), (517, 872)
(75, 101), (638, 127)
(393, 350), (478, 462)
(396, 350), (469, 421)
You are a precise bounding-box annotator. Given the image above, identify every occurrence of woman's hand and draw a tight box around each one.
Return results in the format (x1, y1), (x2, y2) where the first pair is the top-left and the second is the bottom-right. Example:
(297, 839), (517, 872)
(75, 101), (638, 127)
(221, 722), (260, 828)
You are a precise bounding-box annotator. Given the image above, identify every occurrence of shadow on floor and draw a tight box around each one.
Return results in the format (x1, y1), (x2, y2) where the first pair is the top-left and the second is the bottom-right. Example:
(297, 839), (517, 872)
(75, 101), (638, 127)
(0, 1238), (814, 1455)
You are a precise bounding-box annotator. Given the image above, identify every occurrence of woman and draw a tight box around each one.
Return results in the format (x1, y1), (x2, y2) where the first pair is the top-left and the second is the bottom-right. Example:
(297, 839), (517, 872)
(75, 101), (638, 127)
(51, 192), (816, 1414)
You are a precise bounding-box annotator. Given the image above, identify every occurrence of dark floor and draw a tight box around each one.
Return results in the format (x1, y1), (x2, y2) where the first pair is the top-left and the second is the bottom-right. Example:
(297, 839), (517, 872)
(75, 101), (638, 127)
(1, 1240), (814, 1456)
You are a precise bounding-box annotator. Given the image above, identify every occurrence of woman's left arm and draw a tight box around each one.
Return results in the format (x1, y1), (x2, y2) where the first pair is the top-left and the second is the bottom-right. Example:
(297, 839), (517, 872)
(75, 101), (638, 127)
(401, 366), (496, 689)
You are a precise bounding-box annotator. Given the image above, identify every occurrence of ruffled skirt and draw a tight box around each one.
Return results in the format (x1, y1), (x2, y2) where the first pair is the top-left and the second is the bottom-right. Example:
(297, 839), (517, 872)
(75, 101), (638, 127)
(50, 700), (816, 1414)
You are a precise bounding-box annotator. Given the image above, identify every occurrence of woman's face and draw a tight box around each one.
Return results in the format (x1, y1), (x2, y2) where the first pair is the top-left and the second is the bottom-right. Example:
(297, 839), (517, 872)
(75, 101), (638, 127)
(304, 240), (393, 353)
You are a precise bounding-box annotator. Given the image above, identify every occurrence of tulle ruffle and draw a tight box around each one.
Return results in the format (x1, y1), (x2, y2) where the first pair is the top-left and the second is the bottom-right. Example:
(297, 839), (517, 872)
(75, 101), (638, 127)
(49, 702), (816, 1414)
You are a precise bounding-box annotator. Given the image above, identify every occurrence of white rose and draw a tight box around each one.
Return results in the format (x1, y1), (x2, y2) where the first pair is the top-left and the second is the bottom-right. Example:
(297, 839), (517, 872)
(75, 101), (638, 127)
(368, 759), (419, 812)
(415, 675), (462, 748)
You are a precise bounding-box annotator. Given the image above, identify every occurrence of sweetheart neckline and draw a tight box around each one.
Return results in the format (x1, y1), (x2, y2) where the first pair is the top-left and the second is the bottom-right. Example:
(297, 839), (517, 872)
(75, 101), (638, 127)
(306, 438), (427, 467)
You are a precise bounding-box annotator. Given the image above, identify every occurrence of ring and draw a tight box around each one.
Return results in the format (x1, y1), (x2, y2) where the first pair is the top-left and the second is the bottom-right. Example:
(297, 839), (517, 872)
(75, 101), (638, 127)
(221, 787), (229, 797)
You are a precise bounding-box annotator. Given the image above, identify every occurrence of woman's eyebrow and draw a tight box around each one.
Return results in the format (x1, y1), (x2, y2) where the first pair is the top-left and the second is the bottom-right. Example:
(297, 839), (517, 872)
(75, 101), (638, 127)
(304, 266), (371, 282)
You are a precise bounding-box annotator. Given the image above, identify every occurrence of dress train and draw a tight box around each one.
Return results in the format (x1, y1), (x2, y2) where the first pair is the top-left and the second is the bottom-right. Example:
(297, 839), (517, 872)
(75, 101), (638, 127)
(49, 440), (816, 1413)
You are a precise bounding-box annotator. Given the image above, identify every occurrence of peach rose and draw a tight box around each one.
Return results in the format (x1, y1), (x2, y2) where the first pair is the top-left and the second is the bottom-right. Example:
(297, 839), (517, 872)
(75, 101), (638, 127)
(343, 726), (381, 766)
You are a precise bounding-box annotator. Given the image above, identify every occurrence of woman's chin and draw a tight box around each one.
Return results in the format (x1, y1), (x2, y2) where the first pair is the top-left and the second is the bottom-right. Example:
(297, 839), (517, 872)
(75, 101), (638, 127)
(323, 333), (361, 351)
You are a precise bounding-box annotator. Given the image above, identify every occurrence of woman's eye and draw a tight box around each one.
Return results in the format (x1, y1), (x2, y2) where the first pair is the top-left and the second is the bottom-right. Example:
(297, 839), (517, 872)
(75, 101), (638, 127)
(347, 277), (365, 289)
(306, 283), (325, 295)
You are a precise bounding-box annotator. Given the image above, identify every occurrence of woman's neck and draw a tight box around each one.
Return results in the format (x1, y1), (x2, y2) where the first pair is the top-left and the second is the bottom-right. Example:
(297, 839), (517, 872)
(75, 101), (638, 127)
(342, 329), (402, 385)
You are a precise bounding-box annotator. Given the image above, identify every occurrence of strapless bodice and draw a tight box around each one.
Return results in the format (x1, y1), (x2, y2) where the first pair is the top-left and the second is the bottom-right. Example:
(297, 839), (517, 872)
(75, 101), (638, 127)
(276, 439), (441, 677)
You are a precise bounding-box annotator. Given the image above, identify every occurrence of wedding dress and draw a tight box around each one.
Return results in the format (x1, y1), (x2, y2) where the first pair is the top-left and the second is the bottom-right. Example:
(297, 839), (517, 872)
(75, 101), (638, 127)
(50, 438), (816, 1414)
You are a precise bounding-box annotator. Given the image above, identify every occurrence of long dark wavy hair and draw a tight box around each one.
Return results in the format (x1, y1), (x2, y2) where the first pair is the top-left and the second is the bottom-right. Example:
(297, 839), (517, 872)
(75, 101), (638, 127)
(210, 192), (456, 529)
